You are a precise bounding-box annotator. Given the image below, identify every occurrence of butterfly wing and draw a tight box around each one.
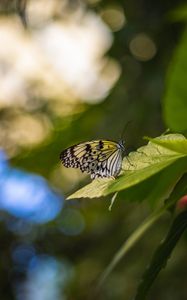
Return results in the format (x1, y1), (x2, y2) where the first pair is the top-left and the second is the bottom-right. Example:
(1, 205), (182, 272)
(60, 140), (124, 179)
(94, 146), (122, 179)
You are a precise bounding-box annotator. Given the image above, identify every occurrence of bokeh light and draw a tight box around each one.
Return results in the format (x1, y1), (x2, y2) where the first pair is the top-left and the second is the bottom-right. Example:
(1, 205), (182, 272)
(23, 255), (73, 300)
(11, 244), (74, 300)
(6, 219), (34, 236)
(0, 6), (120, 108)
(0, 5), (121, 158)
(58, 208), (85, 236)
(129, 33), (157, 62)
(12, 244), (36, 270)
(100, 4), (126, 32)
(0, 150), (63, 224)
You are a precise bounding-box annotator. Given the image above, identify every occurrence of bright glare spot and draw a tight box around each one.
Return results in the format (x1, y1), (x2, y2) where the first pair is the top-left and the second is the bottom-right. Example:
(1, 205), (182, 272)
(27, 0), (61, 26)
(0, 5), (121, 154)
(129, 33), (157, 61)
(100, 5), (126, 32)
(0, 10), (120, 108)
(34, 14), (120, 102)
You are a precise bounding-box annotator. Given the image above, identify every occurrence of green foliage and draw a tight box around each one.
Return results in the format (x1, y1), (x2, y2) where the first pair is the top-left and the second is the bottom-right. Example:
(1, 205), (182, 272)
(163, 27), (187, 132)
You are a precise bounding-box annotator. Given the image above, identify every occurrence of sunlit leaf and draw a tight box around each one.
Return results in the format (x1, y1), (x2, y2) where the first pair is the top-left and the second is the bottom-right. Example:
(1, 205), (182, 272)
(145, 134), (187, 154)
(67, 134), (187, 200)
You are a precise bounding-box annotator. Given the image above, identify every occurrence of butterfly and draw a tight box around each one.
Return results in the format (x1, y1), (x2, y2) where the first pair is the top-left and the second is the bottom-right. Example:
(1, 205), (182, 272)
(60, 140), (125, 179)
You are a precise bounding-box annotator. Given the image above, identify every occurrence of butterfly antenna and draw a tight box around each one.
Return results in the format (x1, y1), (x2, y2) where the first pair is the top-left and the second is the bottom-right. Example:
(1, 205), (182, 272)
(120, 120), (134, 168)
(120, 120), (132, 141)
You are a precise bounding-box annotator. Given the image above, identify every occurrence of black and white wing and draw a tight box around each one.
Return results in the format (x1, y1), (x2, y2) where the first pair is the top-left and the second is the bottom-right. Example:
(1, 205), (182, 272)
(60, 140), (124, 179)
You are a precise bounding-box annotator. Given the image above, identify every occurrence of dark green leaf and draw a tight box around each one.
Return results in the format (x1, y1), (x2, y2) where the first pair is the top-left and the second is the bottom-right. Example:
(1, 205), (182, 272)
(134, 210), (187, 300)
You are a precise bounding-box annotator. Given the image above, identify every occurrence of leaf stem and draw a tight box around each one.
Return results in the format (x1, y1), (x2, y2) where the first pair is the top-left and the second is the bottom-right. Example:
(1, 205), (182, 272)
(97, 207), (166, 290)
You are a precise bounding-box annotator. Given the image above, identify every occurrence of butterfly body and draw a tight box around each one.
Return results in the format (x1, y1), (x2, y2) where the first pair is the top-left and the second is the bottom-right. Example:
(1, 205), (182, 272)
(60, 140), (125, 179)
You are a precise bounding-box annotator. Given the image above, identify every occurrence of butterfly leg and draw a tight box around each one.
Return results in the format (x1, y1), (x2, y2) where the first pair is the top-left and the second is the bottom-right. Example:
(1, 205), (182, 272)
(109, 192), (118, 211)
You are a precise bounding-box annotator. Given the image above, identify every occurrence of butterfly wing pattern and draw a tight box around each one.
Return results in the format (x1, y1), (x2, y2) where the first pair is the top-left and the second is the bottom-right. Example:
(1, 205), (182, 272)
(60, 140), (125, 179)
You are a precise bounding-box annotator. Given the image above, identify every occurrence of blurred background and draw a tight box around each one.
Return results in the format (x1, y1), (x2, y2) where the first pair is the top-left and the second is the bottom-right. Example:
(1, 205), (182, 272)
(0, 0), (187, 299)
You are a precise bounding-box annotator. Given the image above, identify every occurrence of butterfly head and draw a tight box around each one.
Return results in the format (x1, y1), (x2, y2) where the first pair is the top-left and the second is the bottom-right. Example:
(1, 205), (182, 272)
(118, 140), (125, 151)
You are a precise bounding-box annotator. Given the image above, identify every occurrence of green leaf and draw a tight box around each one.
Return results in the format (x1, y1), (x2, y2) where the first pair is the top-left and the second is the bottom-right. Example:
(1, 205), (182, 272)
(67, 134), (187, 201)
(145, 134), (187, 154)
(134, 210), (187, 300)
(163, 27), (187, 132)
(168, 4), (187, 22)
